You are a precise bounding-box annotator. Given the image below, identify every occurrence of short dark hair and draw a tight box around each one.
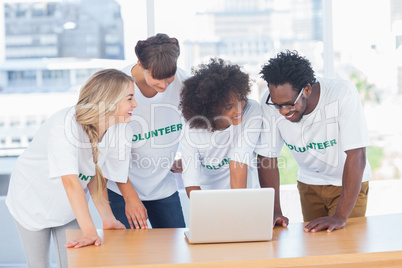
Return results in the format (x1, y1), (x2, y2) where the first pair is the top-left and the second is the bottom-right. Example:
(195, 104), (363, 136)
(135, 33), (180, 80)
(179, 58), (251, 131)
(259, 50), (316, 92)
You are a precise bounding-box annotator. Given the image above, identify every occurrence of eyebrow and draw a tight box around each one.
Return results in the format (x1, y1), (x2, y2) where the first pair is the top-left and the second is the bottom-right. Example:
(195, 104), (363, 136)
(269, 94), (297, 106)
(224, 102), (236, 107)
(268, 95), (288, 105)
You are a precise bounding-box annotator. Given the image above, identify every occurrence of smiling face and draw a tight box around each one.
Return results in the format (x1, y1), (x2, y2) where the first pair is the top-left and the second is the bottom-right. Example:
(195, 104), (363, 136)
(215, 94), (246, 130)
(269, 83), (308, 123)
(114, 82), (137, 123)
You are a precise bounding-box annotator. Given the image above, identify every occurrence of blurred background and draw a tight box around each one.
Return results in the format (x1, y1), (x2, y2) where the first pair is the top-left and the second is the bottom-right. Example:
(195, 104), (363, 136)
(1, 0), (401, 185)
(0, 0), (401, 266)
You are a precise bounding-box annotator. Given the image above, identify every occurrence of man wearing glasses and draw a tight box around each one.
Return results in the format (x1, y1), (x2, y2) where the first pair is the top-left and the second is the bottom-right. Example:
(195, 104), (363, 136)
(256, 50), (372, 232)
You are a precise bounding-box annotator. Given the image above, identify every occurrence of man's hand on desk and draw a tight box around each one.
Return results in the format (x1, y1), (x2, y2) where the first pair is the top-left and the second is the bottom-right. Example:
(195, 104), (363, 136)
(304, 215), (346, 233)
(273, 211), (289, 228)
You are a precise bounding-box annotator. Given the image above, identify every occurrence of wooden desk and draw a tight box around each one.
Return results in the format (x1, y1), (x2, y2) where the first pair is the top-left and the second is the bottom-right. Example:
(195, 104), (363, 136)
(67, 213), (402, 267)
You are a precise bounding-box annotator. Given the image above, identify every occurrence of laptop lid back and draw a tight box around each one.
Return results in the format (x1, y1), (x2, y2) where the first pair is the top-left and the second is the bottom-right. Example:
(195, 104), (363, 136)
(186, 188), (274, 244)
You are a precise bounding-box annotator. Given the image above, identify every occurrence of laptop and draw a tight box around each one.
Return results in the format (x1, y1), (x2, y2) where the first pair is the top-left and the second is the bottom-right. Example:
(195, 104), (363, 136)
(184, 188), (275, 244)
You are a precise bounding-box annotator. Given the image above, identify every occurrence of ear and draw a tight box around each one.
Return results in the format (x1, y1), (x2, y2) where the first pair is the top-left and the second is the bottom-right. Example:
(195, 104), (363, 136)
(304, 84), (313, 97)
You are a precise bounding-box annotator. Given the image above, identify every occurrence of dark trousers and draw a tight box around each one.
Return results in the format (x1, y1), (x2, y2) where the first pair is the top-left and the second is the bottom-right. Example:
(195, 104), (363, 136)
(107, 189), (186, 228)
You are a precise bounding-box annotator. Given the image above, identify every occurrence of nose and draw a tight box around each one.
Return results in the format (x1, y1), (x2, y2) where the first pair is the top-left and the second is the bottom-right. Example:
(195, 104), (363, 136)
(279, 107), (291, 116)
(162, 79), (170, 88)
(235, 100), (244, 111)
(156, 75), (174, 90)
(132, 98), (138, 108)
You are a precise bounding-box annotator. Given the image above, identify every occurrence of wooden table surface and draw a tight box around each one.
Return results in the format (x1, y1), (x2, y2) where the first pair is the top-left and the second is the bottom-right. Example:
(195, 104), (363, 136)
(67, 213), (402, 267)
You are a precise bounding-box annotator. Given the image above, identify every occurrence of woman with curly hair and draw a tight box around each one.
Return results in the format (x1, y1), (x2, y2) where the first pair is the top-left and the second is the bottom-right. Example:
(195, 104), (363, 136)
(179, 58), (262, 197)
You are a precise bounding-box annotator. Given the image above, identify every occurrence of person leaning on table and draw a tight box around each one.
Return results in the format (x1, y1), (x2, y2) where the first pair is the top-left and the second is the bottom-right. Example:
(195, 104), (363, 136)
(6, 69), (137, 268)
(106, 33), (189, 230)
(179, 58), (262, 197)
(255, 50), (372, 232)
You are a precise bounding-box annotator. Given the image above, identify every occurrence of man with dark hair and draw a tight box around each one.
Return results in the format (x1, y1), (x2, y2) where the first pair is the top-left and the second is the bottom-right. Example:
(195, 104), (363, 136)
(256, 50), (372, 232)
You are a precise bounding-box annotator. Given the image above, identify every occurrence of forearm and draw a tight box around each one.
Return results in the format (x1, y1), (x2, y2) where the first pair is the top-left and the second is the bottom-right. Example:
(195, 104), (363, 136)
(62, 175), (97, 235)
(229, 160), (248, 189)
(115, 179), (149, 229)
(185, 186), (201, 198)
(88, 180), (115, 222)
(334, 148), (366, 220)
(257, 155), (282, 212)
(116, 179), (142, 204)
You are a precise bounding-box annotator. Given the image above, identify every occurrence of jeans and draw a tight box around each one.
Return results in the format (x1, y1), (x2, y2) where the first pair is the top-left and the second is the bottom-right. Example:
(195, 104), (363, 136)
(107, 189), (186, 228)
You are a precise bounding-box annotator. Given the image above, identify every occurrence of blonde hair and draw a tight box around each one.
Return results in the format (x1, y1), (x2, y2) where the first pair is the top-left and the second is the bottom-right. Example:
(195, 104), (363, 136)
(75, 69), (134, 201)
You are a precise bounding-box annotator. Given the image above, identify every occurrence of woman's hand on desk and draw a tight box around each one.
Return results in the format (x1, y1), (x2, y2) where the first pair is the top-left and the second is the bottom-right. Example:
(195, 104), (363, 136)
(65, 232), (102, 248)
(273, 211), (289, 228)
(125, 197), (149, 229)
(103, 218), (126, 230)
(304, 215), (346, 233)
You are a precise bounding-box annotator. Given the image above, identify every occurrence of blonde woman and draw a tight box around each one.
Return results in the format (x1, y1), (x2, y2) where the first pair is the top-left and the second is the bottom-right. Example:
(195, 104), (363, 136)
(6, 69), (137, 268)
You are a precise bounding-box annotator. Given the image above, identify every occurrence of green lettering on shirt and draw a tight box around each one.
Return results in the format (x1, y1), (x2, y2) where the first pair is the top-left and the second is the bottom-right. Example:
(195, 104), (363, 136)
(201, 158), (231, 170)
(132, 123), (183, 142)
(78, 173), (94, 181)
(283, 139), (338, 153)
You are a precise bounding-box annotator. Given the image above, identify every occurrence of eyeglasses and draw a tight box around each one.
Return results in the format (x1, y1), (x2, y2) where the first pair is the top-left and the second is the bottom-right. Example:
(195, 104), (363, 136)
(265, 87), (305, 111)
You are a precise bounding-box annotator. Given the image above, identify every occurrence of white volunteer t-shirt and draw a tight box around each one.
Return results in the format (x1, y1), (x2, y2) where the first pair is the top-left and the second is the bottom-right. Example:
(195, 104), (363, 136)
(107, 65), (190, 200)
(255, 77), (372, 186)
(6, 107), (131, 231)
(181, 99), (262, 189)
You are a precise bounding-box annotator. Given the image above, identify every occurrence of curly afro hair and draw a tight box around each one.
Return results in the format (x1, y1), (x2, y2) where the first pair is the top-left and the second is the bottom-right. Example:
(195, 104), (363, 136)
(179, 58), (251, 131)
(259, 50), (316, 92)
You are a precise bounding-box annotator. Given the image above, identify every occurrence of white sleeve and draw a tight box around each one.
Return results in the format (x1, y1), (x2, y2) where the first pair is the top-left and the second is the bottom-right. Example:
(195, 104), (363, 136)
(102, 124), (131, 183)
(254, 96), (284, 158)
(231, 100), (262, 165)
(48, 125), (79, 179)
(180, 126), (202, 187)
(338, 82), (370, 151)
